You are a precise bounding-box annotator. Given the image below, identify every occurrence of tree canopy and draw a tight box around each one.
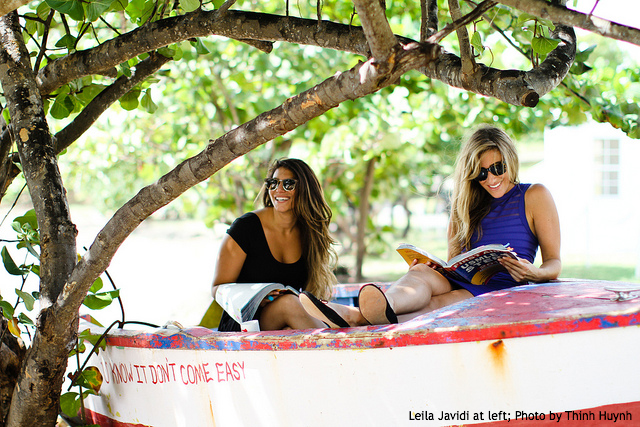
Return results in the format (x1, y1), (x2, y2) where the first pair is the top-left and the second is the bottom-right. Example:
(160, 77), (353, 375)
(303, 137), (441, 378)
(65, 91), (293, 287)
(1, 0), (640, 425)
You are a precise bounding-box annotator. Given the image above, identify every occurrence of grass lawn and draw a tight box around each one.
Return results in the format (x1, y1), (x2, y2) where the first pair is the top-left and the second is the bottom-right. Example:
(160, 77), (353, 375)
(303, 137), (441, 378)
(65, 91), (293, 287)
(342, 230), (640, 284)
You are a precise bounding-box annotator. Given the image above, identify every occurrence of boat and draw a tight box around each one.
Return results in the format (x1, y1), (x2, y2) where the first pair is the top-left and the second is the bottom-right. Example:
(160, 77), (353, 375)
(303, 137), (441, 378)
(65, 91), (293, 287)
(81, 280), (640, 427)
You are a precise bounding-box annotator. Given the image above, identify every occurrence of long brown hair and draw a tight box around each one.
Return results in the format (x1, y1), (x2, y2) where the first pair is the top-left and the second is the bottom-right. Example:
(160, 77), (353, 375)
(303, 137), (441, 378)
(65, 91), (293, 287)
(261, 158), (337, 300)
(449, 126), (520, 257)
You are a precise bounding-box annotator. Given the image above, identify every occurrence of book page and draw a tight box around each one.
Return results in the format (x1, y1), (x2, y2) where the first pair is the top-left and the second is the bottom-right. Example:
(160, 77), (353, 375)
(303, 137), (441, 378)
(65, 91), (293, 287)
(216, 283), (285, 324)
(396, 243), (446, 267)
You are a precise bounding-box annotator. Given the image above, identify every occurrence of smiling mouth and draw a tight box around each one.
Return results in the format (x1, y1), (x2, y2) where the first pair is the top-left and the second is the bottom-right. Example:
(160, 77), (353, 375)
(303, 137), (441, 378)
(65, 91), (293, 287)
(275, 197), (290, 202)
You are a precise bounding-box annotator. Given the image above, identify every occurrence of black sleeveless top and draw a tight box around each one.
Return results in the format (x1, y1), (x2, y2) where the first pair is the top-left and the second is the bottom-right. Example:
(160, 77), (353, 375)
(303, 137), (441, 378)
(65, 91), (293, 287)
(228, 212), (307, 288)
(218, 212), (308, 331)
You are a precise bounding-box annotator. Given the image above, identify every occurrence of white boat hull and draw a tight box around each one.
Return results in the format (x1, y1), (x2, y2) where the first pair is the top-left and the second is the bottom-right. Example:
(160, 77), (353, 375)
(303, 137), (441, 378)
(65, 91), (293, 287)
(83, 281), (640, 427)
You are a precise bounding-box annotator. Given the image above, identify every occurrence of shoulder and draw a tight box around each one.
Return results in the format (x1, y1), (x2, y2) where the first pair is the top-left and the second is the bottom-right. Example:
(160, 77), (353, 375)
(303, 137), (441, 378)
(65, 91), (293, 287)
(524, 183), (558, 218)
(228, 211), (263, 234)
(524, 183), (554, 203)
(233, 210), (265, 225)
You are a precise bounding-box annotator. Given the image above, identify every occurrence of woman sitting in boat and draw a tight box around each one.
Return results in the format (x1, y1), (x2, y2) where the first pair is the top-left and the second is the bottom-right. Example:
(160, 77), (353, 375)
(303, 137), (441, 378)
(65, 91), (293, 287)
(301, 125), (562, 327)
(213, 158), (338, 331)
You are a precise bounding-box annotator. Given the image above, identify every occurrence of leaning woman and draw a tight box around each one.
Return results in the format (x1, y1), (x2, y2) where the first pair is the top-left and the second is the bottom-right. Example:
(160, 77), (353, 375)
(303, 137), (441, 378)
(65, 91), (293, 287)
(302, 125), (561, 326)
(213, 158), (338, 331)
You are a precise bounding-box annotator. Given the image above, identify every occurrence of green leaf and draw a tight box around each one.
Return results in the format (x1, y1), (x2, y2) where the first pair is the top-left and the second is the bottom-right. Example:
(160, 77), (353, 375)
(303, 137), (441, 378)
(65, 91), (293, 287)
(516, 12), (537, 26)
(471, 31), (484, 54)
(55, 34), (77, 50)
(141, 90), (158, 113)
(75, 366), (103, 393)
(2, 108), (10, 124)
(45, 0), (85, 21)
(118, 61), (132, 77)
(14, 210), (38, 231)
(85, 0), (116, 22)
(119, 88), (140, 110)
(76, 84), (106, 105)
(570, 62), (592, 75)
(69, 340), (87, 357)
(531, 35), (560, 56)
(124, 0), (145, 20)
(180, 0), (200, 12)
(60, 392), (81, 418)
(2, 247), (26, 276)
(22, 241), (40, 259)
(51, 94), (73, 119)
(36, 1), (52, 20)
(537, 18), (555, 31)
(89, 277), (104, 293)
(79, 328), (106, 345)
(25, 13), (39, 36)
(191, 38), (210, 55)
(157, 46), (176, 58)
(83, 289), (119, 310)
(111, 0), (128, 12)
(15, 289), (35, 311)
(18, 312), (34, 326)
(0, 301), (14, 319)
(575, 45), (596, 62)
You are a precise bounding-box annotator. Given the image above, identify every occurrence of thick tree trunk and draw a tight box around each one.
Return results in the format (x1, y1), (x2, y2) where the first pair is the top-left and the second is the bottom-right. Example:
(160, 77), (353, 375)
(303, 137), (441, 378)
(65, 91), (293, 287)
(0, 12), (78, 427)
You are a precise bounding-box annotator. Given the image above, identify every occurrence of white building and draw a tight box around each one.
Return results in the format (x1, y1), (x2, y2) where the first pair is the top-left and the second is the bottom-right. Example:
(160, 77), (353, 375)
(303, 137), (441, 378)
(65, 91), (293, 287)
(524, 122), (640, 273)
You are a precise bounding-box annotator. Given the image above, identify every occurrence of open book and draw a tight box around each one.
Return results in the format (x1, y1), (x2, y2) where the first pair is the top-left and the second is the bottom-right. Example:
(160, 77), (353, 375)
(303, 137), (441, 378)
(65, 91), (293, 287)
(396, 243), (518, 285)
(215, 283), (299, 326)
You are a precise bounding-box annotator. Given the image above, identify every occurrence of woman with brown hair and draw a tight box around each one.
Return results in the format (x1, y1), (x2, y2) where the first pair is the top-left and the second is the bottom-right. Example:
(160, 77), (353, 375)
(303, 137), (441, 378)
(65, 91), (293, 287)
(213, 158), (340, 331)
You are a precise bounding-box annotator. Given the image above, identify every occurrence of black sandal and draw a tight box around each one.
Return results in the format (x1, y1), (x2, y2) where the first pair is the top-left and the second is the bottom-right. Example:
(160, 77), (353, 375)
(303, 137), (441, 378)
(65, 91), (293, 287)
(358, 284), (398, 325)
(299, 291), (350, 328)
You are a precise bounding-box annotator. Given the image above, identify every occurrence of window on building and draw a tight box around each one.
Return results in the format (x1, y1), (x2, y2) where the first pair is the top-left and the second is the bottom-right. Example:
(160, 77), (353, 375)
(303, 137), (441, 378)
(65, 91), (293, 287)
(595, 138), (620, 196)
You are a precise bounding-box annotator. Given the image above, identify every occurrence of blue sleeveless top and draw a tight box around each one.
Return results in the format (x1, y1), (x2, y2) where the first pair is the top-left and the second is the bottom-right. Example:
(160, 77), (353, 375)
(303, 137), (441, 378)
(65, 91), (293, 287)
(450, 183), (539, 296)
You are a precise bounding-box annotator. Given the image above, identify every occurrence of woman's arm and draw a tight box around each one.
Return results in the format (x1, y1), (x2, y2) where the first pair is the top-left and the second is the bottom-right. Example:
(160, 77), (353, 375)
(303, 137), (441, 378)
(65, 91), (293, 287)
(211, 234), (247, 298)
(501, 184), (561, 282)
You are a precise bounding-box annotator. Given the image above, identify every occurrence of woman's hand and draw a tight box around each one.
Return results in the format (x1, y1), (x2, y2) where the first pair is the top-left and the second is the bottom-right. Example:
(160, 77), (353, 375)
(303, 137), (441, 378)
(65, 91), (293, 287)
(499, 256), (539, 283)
(259, 290), (285, 308)
(409, 258), (439, 271)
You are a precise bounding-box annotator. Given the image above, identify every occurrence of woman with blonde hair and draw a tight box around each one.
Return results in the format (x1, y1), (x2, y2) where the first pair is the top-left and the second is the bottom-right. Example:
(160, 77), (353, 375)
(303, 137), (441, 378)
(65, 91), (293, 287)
(213, 158), (339, 331)
(301, 125), (561, 327)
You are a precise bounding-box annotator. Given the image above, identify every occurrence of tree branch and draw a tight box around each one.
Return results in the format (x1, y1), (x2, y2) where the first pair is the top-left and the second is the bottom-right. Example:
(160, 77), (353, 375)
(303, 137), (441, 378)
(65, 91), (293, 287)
(420, 0), (439, 41)
(494, 0), (640, 46)
(448, 0), (476, 74)
(0, 0), (30, 18)
(34, 7), (571, 109)
(36, 11), (374, 96)
(352, 0), (397, 61)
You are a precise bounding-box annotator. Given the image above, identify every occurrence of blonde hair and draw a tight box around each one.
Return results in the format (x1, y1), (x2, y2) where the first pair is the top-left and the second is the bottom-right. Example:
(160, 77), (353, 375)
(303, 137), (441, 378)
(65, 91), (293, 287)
(449, 126), (520, 257)
(262, 158), (337, 300)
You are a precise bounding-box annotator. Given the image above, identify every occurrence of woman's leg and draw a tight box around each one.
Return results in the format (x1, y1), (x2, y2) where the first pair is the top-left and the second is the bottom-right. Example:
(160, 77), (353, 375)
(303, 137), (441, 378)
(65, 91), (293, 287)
(366, 264), (452, 316)
(396, 289), (473, 322)
(258, 294), (327, 330)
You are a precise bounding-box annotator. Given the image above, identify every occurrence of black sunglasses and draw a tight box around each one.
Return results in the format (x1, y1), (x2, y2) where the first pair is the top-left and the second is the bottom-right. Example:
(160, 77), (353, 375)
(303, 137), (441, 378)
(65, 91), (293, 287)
(474, 162), (507, 182)
(264, 178), (297, 191)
